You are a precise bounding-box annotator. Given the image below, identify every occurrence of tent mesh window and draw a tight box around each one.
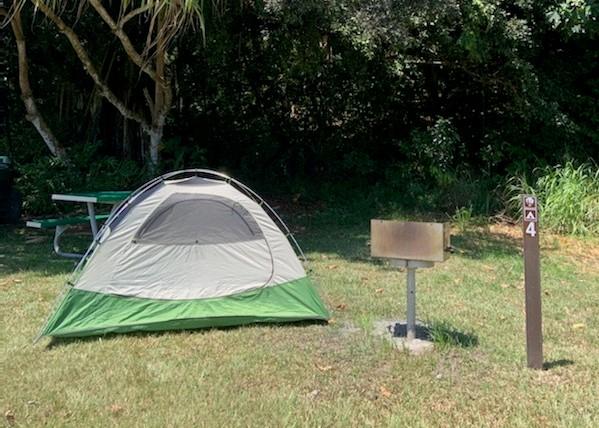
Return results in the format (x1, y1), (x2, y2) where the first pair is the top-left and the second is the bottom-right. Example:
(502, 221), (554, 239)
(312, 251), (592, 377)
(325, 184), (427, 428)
(134, 193), (264, 245)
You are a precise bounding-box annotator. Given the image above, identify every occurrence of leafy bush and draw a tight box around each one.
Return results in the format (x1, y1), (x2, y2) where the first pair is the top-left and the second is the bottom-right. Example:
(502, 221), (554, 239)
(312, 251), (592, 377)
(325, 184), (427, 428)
(505, 161), (599, 235)
(451, 205), (474, 233)
(16, 157), (77, 215)
(16, 146), (149, 215)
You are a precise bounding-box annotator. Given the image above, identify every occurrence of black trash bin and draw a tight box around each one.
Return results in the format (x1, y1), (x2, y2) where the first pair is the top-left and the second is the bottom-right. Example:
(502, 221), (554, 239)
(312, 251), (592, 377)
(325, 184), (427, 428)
(0, 156), (22, 223)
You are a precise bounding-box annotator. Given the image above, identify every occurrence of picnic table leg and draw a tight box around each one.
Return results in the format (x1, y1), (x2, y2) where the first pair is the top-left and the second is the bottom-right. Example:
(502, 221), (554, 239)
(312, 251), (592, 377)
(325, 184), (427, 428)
(86, 202), (98, 238)
(53, 225), (84, 260)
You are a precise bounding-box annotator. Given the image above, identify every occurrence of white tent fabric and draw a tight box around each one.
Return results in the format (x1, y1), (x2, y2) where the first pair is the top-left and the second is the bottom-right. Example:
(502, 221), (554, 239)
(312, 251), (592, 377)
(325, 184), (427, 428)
(75, 176), (305, 300)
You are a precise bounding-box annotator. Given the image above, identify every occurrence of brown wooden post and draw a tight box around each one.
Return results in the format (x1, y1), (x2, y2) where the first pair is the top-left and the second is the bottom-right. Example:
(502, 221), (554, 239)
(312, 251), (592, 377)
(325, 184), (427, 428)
(522, 195), (543, 369)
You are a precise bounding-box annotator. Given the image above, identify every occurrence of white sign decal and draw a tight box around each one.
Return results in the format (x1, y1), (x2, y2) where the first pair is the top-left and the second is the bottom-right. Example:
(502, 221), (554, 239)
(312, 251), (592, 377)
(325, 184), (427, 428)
(525, 196), (536, 208)
(525, 210), (537, 222)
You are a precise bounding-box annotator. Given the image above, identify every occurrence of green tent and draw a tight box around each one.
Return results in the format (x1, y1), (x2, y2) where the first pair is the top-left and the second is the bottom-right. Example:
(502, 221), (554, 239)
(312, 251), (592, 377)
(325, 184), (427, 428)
(39, 170), (329, 339)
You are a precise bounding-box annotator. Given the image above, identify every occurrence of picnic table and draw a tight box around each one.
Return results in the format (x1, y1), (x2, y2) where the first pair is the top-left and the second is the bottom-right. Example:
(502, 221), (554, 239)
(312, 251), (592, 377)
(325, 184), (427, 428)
(27, 190), (131, 259)
(52, 191), (131, 238)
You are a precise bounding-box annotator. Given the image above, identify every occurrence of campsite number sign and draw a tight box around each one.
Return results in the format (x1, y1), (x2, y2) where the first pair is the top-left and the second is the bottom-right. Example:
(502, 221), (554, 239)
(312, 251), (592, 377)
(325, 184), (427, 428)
(522, 195), (543, 369)
(524, 196), (538, 237)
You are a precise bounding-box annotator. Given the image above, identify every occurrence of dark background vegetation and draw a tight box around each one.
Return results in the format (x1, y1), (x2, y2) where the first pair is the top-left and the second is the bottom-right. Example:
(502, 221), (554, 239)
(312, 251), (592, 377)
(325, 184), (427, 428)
(1, 0), (597, 216)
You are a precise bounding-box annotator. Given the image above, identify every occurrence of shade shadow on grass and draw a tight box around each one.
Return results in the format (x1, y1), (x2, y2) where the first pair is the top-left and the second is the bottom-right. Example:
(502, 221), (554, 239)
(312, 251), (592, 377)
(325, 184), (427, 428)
(425, 321), (479, 348)
(298, 218), (522, 264)
(301, 228), (521, 264)
(0, 226), (82, 276)
(451, 230), (520, 260)
(44, 319), (330, 349)
(300, 227), (371, 262)
(543, 359), (574, 370)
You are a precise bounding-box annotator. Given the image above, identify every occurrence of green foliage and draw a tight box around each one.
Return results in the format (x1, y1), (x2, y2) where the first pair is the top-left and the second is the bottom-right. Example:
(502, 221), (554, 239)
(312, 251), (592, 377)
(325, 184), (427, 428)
(505, 161), (599, 235)
(547, 0), (599, 34)
(16, 145), (148, 215)
(15, 157), (74, 215)
(3, 0), (598, 216)
(451, 205), (475, 233)
(160, 137), (207, 171)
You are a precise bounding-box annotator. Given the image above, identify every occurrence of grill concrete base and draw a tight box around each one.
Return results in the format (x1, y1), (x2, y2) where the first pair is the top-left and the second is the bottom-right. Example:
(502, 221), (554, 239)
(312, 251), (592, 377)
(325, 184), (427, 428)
(373, 320), (435, 355)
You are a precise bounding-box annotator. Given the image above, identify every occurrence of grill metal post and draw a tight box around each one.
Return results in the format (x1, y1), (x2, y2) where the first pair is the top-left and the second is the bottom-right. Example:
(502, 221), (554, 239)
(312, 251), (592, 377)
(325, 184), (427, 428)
(406, 267), (416, 341)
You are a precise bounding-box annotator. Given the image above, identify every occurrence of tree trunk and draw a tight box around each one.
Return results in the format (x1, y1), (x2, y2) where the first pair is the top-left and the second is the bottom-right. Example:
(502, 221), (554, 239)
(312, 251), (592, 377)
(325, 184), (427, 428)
(7, 8), (67, 159)
(147, 12), (172, 170)
(32, 0), (151, 131)
(149, 126), (163, 167)
(122, 117), (131, 158)
(26, 1), (176, 169)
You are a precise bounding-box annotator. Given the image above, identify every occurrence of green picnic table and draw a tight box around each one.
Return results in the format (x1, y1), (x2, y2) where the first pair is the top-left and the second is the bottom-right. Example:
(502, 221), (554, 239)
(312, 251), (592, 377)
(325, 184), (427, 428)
(27, 190), (131, 259)
(51, 191), (132, 237)
(51, 191), (132, 204)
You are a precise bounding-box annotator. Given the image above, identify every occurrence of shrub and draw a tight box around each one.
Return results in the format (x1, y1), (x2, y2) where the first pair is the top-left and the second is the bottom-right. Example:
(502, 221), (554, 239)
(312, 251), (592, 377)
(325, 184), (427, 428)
(505, 161), (599, 235)
(451, 205), (474, 233)
(16, 145), (149, 216)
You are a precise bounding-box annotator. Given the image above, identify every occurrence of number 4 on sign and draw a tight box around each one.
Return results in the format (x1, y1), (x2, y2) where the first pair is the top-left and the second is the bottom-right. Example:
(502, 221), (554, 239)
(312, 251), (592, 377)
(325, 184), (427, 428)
(526, 222), (536, 237)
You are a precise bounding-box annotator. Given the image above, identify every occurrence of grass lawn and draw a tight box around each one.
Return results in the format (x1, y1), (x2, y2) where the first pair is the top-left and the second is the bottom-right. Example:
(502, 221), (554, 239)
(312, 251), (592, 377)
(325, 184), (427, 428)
(1, 213), (598, 427)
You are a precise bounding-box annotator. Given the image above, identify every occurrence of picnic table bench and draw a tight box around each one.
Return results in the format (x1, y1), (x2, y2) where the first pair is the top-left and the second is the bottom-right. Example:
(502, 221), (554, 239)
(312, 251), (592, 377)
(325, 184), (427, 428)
(26, 190), (131, 259)
(27, 214), (110, 259)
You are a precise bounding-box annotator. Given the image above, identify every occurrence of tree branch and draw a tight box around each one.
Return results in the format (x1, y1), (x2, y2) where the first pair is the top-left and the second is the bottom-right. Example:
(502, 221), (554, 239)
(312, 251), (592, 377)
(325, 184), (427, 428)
(88, 0), (157, 81)
(5, 6), (67, 158)
(153, 9), (172, 121)
(120, 3), (153, 26)
(31, 0), (151, 131)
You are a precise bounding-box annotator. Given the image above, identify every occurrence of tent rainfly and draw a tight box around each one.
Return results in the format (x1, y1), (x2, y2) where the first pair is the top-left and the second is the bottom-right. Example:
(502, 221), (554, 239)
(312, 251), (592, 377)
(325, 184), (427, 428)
(38, 170), (329, 339)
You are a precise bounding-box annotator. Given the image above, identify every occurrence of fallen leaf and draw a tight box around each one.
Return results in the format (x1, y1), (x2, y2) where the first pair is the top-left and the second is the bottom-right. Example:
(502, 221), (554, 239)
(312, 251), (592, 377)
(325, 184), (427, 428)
(326, 264), (339, 270)
(307, 389), (320, 398)
(375, 288), (385, 294)
(327, 318), (336, 325)
(316, 364), (333, 372)
(12, 279), (22, 284)
(572, 323), (586, 330)
(379, 386), (392, 398)
(4, 410), (15, 425)
(109, 404), (124, 415)
(335, 303), (347, 310)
